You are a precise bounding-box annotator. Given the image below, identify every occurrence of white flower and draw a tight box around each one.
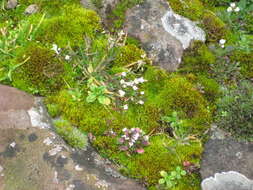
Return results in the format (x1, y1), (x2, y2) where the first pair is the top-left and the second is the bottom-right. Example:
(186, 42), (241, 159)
(51, 44), (60, 55)
(65, 55), (71, 61)
(141, 54), (146, 58)
(125, 81), (134, 86)
(132, 86), (138, 91)
(134, 78), (140, 84)
(133, 133), (140, 140)
(230, 2), (236, 8)
(234, 7), (240, 12)
(10, 142), (16, 148)
(121, 72), (127, 77)
(123, 128), (128, 132)
(129, 142), (134, 147)
(144, 136), (149, 141)
(118, 90), (126, 97)
(123, 104), (128, 110)
(219, 39), (226, 45)
(227, 7), (233, 12)
(138, 100), (144, 105)
(120, 79), (125, 84)
(137, 77), (146, 83)
(140, 91), (145, 95)
(122, 84), (127, 88)
(221, 44), (225, 48)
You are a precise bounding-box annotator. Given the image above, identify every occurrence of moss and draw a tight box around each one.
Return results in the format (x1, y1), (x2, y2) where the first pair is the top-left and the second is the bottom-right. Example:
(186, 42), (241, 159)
(230, 51), (253, 79)
(202, 11), (230, 42)
(37, 5), (101, 47)
(19, 0), (80, 16)
(106, 0), (144, 30)
(12, 43), (66, 95)
(54, 119), (88, 149)
(114, 44), (146, 67)
(195, 75), (220, 103)
(168, 0), (205, 21)
(156, 75), (211, 134)
(124, 135), (202, 188)
(180, 41), (216, 75)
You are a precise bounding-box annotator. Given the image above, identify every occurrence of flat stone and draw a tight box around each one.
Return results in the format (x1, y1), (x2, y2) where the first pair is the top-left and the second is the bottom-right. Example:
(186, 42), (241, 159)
(6, 0), (18, 9)
(124, 0), (205, 71)
(201, 171), (253, 190)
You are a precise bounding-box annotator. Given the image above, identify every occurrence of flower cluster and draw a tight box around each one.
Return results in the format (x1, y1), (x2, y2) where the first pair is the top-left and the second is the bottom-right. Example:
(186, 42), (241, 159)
(118, 127), (150, 154)
(51, 44), (71, 61)
(227, 2), (240, 13)
(117, 72), (147, 110)
(219, 39), (226, 48)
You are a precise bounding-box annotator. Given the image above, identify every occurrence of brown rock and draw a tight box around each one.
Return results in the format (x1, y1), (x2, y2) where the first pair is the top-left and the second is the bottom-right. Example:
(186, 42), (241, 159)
(0, 85), (34, 112)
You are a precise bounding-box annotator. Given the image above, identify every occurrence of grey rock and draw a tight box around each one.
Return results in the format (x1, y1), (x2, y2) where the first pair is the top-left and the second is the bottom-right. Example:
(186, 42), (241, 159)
(124, 0), (205, 71)
(200, 127), (253, 182)
(0, 85), (145, 190)
(24, 4), (39, 15)
(201, 171), (253, 190)
(6, 0), (18, 9)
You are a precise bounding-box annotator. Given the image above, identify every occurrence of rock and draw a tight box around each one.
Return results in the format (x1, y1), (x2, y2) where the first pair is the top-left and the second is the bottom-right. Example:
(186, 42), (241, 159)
(24, 4), (39, 15)
(0, 85), (145, 190)
(201, 171), (253, 190)
(124, 0), (205, 71)
(200, 126), (253, 187)
(6, 0), (18, 9)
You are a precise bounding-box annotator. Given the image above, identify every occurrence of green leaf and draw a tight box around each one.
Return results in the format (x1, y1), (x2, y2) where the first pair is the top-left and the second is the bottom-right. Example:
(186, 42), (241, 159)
(86, 94), (97, 103)
(98, 96), (111, 105)
(171, 171), (177, 176)
(160, 171), (167, 177)
(181, 170), (187, 176)
(158, 179), (165, 184)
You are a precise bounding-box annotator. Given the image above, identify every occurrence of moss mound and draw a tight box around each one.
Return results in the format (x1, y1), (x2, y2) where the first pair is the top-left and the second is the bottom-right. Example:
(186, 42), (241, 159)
(13, 43), (65, 95)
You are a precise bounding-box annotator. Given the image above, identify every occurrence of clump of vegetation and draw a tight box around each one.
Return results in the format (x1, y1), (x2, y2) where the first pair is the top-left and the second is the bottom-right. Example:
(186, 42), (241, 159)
(106, 0), (144, 30)
(168, 0), (205, 21)
(13, 43), (65, 95)
(202, 11), (230, 42)
(159, 166), (187, 189)
(38, 5), (101, 47)
(54, 119), (88, 149)
(216, 81), (253, 139)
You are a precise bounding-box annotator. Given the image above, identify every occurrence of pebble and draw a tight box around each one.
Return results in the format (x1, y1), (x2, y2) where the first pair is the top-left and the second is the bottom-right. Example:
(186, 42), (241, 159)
(75, 165), (83, 171)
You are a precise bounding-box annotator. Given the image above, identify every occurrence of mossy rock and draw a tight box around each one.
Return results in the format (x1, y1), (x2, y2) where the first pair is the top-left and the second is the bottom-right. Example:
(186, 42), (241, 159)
(180, 41), (216, 75)
(168, 0), (205, 21)
(202, 11), (230, 42)
(37, 5), (101, 47)
(12, 43), (65, 95)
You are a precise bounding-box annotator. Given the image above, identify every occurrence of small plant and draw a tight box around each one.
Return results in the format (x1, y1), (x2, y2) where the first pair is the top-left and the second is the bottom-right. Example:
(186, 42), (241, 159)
(54, 119), (88, 149)
(118, 127), (150, 154)
(216, 80), (253, 139)
(159, 166), (187, 189)
(86, 83), (111, 105)
(161, 111), (186, 139)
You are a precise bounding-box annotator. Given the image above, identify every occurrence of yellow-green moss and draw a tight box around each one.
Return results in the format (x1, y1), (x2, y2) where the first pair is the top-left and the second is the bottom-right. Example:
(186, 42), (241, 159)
(156, 75), (211, 134)
(114, 44), (146, 67)
(124, 136), (202, 188)
(12, 43), (65, 95)
(37, 5), (101, 47)
(230, 51), (253, 79)
(168, 0), (205, 21)
(202, 11), (230, 42)
(180, 41), (216, 74)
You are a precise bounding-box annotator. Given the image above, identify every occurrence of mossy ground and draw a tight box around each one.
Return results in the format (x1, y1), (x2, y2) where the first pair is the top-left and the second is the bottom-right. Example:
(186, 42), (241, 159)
(1, 0), (252, 189)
